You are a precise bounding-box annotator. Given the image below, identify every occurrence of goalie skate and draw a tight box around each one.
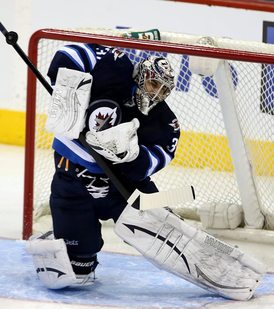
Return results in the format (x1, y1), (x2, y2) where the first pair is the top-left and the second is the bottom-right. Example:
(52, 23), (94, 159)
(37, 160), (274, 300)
(115, 204), (266, 301)
(26, 231), (97, 289)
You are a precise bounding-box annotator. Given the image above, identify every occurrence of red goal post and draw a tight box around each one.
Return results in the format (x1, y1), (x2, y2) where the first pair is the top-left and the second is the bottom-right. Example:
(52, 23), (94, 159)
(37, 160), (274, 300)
(24, 28), (274, 242)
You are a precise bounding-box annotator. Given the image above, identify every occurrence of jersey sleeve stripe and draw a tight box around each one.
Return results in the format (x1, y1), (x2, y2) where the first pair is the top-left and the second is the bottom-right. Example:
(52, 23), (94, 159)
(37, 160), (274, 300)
(52, 137), (103, 173)
(59, 46), (85, 71)
(78, 43), (97, 70)
(153, 145), (172, 166)
(141, 145), (160, 178)
(54, 135), (96, 163)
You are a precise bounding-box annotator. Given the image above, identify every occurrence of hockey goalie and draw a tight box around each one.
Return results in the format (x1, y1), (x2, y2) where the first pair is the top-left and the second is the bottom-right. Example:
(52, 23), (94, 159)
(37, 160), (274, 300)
(26, 39), (265, 301)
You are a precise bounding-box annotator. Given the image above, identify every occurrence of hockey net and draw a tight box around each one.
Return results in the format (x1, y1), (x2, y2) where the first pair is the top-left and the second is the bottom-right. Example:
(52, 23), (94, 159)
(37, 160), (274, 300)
(24, 28), (274, 239)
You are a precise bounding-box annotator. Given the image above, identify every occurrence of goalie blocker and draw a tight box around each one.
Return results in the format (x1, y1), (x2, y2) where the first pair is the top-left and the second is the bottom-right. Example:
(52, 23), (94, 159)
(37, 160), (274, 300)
(45, 68), (93, 139)
(115, 203), (266, 301)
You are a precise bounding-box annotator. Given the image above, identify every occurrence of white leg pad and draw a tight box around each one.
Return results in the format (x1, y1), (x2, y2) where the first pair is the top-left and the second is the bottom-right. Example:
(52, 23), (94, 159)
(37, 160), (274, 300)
(115, 205), (266, 301)
(26, 232), (95, 289)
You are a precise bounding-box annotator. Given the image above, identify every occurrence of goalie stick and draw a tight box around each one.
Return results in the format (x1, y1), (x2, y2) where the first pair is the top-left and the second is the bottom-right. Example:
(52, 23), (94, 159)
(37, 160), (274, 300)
(0, 23), (195, 218)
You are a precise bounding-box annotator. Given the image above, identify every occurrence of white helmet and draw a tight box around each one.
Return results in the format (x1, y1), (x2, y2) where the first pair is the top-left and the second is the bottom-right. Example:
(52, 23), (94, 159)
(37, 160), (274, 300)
(134, 56), (175, 115)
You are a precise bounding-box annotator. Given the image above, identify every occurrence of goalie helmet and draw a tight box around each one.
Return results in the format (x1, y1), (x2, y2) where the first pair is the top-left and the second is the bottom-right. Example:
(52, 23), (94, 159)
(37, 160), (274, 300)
(133, 56), (175, 115)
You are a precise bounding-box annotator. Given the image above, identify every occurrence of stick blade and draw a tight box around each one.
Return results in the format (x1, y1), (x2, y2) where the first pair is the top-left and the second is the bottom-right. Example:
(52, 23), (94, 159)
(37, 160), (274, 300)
(128, 186), (195, 210)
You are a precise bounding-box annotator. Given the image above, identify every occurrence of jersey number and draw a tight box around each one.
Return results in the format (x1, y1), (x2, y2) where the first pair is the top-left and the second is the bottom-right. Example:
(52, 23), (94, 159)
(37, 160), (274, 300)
(167, 138), (178, 153)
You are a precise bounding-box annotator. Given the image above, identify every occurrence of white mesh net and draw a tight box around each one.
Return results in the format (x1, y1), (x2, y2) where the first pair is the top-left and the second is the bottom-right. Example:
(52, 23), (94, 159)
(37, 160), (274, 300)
(26, 28), (274, 234)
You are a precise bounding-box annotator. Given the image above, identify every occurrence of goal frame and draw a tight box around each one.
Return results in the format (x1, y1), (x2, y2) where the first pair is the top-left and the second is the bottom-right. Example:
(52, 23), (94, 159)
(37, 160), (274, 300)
(24, 28), (274, 240)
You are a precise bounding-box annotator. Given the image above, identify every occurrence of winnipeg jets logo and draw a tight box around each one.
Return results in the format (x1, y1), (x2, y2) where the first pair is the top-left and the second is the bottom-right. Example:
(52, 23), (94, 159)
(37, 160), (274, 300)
(155, 57), (175, 79)
(94, 111), (114, 131)
(88, 99), (122, 131)
(112, 48), (125, 61)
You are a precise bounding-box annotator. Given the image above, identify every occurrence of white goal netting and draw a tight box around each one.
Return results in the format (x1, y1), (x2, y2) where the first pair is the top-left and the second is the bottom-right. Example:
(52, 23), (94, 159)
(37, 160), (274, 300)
(24, 28), (274, 237)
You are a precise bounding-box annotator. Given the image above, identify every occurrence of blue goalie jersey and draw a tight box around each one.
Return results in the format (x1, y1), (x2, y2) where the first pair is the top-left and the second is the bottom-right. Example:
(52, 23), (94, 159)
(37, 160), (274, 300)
(47, 43), (180, 183)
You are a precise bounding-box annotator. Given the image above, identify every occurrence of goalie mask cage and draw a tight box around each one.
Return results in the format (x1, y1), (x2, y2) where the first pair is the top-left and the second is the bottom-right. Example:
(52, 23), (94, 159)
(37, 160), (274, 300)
(24, 29), (274, 243)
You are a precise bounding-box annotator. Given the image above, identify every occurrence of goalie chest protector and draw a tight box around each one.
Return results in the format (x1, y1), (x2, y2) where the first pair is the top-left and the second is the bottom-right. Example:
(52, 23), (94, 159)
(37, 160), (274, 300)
(48, 43), (180, 177)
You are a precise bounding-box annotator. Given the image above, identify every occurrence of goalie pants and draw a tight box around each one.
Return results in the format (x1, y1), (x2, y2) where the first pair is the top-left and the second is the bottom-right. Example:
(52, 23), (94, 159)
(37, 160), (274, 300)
(50, 152), (157, 268)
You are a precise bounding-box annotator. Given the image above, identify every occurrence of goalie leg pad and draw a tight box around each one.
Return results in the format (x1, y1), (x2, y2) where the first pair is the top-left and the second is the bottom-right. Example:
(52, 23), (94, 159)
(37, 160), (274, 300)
(115, 205), (266, 301)
(26, 231), (96, 289)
